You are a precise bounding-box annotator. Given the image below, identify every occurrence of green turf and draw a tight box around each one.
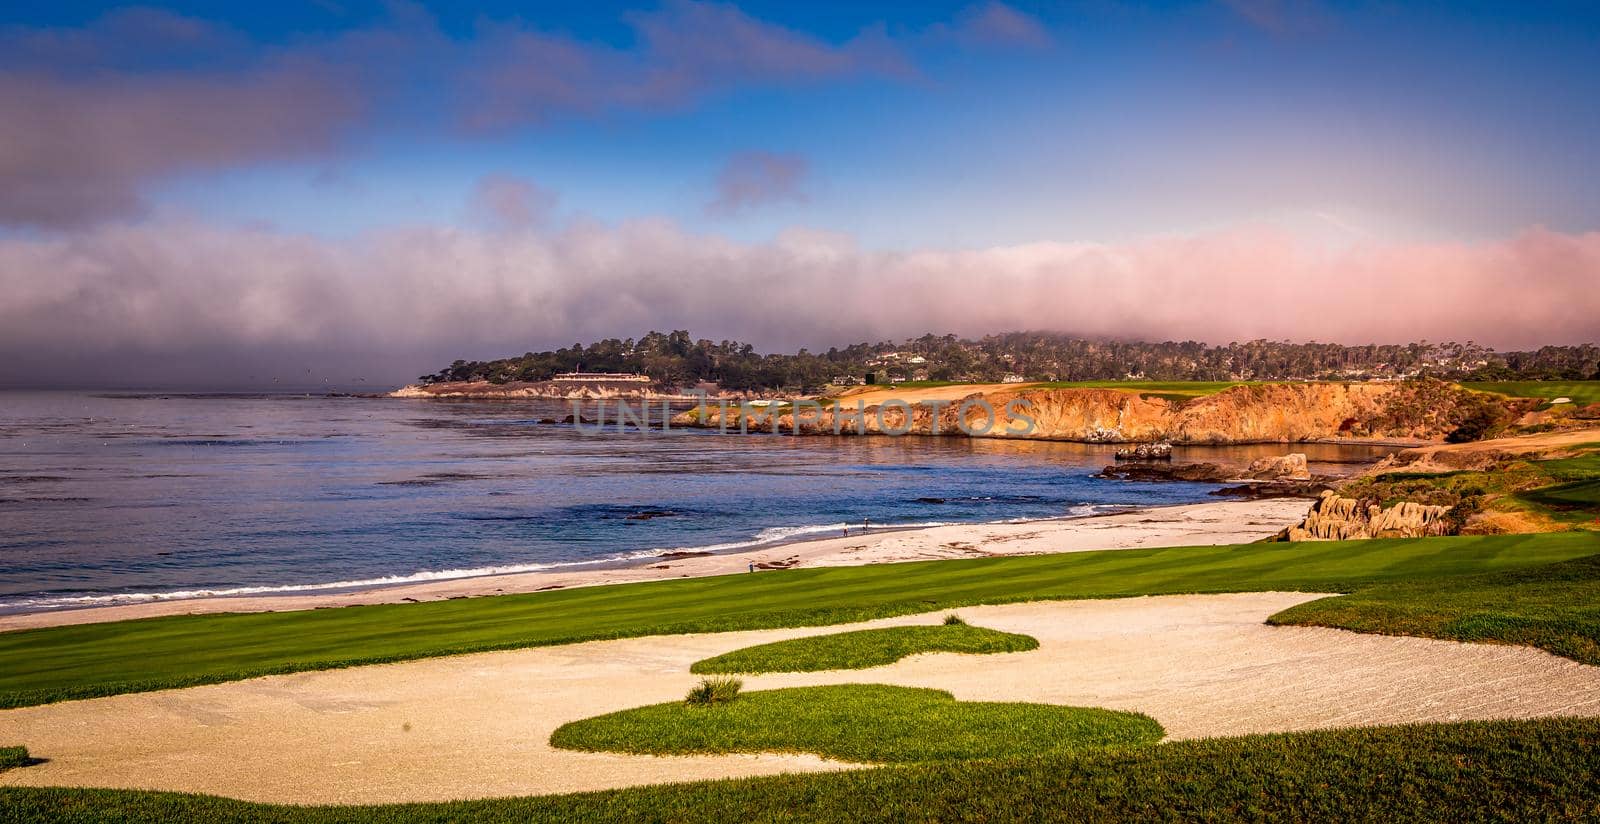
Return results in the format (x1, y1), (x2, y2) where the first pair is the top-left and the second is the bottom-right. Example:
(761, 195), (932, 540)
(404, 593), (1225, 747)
(1024, 380), (1259, 399)
(1461, 380), (1600, 404)
(1510, 448), (1600, 527)
(0, 745), (29, 772)
(689, 623), (1037, 674)
(863, 380), (1259, 399)
(550, 684), (1162, 763)
(1, 533), (1596, 709)
(1270, 552), (1600, 665)
(5, 718), (1600, 822)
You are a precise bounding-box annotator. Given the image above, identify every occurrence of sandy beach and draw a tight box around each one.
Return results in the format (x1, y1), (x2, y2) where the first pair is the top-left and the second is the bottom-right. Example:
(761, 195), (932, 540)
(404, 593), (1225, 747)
(5, 591), (1597, 804)
(0, 498), (1311, 631)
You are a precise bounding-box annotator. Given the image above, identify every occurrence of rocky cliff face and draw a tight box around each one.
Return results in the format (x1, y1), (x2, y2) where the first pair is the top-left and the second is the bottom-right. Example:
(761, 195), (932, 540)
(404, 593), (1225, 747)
(678, 380), (1517, 444)
(1283, 490), (1453, 541)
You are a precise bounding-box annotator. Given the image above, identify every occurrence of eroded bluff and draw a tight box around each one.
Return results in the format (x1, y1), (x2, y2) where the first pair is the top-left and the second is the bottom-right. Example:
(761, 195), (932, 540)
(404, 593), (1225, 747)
(678, 380), (1519, 444)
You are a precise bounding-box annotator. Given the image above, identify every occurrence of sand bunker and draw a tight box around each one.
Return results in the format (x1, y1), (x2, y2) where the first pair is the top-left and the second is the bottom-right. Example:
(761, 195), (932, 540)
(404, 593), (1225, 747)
(5, 592), (1600, 804)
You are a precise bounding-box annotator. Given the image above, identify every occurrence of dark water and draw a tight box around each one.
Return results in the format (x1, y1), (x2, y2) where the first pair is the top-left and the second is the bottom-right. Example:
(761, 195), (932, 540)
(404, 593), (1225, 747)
(0, 392), (1393, 613)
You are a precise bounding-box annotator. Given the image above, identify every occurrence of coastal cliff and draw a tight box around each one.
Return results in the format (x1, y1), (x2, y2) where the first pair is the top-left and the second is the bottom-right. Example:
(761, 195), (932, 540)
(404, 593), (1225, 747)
(676, 380), (1526, 444)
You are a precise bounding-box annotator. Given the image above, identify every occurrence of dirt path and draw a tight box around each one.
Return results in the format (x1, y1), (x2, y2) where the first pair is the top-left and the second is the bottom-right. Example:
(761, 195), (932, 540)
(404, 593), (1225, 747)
(4, 592), (1599, 804)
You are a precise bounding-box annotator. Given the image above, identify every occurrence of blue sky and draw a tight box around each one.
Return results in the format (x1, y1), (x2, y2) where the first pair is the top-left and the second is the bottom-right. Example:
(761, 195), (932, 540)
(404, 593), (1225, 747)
(1, 1), (1597, 386)
(8, 1), (1598, 246)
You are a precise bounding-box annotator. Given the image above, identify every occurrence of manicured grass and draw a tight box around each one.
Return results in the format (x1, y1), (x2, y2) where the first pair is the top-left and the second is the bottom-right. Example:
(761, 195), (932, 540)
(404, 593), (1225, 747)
(1462, 380), (1600, 404)
(6, 718), (1600, 822)
(1510, 448), (1600, 527)
(1027, 380), (1258, 397)
(855, 380), (1261, 400)
(1270, 552), (1600, 665)
(0, 745), (30, 771)
(689, 623), (1038, 674)
(1, 533), (1597, 709)
(550, 684), (1162, 763)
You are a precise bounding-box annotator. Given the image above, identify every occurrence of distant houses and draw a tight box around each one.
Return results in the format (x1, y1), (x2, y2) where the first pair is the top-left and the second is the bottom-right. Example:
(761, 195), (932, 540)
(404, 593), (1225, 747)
(551, 372), (651, 383)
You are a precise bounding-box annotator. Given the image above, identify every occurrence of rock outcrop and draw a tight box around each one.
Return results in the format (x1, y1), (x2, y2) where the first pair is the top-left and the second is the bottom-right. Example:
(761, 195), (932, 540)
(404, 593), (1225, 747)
(1115, 442), (1173, 461)
(1100, 452), (1318, 486)
(1097, 462), (1234, 482)
(1283, 490), (1453, 541)
(1243, 453), (1310, 480)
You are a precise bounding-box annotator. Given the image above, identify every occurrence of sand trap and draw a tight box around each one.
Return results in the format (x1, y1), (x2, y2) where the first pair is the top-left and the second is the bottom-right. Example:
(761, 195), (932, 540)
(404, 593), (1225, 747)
(4, 592), (1599, 804)
(0, 499), (1311, 631)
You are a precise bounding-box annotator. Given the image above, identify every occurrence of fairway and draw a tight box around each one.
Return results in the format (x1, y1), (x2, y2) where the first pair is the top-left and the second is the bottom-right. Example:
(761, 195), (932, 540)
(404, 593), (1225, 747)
(1024, 380), (1258, 399)
(0, 532), (1595, 708)
(5, 717), (1600, 822)
(1272, 552), (1600, 664)
(1462, 380), (1600, 404)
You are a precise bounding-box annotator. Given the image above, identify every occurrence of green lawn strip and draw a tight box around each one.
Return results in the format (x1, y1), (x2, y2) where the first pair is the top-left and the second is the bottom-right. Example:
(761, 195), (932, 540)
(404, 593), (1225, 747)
(1, 533), (1597, 709)
(689, 624), (1037, 674)
(1536, 448), (1600, 482)
(1461, 380), (1600, 404)
(1024, 380), (1260, 399)
(6, 718), (1600, 822)
(550, 684), (1160, 763)
(1269, 552), (1600, 664)
(870, 380), (1259, 399)
(1511, 448), (1600, 527)
(0, 745), (30, 771)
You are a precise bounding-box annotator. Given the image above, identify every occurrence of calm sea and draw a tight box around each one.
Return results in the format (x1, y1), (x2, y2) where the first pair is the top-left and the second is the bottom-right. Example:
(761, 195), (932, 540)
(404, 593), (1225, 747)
(0, 391), (1391, 613)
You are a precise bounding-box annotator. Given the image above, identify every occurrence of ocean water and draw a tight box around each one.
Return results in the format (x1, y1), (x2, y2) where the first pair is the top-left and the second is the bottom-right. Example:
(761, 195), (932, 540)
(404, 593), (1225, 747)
(0, 392), (1392, 613)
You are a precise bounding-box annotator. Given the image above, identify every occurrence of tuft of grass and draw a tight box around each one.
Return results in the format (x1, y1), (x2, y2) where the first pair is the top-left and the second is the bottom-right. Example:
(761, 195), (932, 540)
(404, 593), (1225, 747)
(5, 718), (1600, 821)
(0, 745), (30, 771)
(1, 532), (1597, 709)
(551, 684), (1162, 763)
(942, 613), (966, 626)
(1270, 552), (1600, 665)
(685, 677), (742, 705)
(691, 623), (1035, 674)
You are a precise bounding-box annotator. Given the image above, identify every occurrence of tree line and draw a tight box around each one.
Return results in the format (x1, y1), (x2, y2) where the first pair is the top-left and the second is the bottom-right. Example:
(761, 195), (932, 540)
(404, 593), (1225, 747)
(420, 331), (1600, 392)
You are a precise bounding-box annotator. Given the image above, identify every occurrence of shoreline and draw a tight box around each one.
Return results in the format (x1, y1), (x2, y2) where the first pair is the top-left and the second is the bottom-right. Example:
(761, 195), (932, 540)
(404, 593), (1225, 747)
(0, 498), (1312, 632)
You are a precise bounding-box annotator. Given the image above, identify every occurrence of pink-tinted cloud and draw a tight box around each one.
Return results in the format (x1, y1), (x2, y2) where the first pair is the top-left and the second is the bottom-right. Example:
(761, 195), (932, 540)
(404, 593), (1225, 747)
(707, 151), (810, 215)
(467, 174), (560, 230)
(0, 69), (361, 228)
(0, 2), (962, 227)
(947, 3), (1053, 49)
(456, 2), (912, 131)
(1220, 0), (1330, 36)
(0, 218), (1593, 387)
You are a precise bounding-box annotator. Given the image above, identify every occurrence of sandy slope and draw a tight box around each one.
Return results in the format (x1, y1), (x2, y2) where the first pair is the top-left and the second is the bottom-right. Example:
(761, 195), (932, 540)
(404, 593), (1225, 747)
(0, 499), (1311, 631)
(4, 592), (1599, 804)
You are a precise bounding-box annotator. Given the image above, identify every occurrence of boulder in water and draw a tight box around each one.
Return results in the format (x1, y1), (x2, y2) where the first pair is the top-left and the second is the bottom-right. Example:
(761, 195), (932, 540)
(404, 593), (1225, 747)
(1114, 442), (1173, 461)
